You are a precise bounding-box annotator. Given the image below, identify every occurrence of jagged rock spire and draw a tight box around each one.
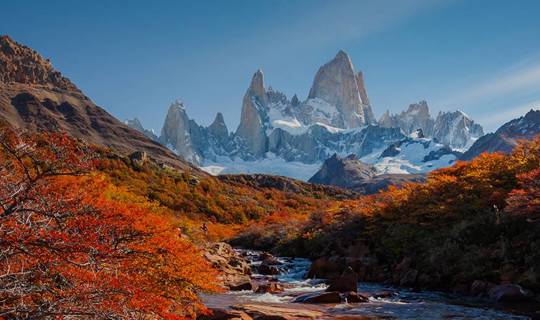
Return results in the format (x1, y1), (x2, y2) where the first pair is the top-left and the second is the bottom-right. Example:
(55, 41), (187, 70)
(236, 70), (269, 157)
(307, 50), (375, 128)
(208, 112), (229, 143)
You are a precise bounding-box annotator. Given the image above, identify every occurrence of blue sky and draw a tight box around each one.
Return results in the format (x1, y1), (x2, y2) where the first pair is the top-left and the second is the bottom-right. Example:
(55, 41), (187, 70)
(2, 0), (540, 132)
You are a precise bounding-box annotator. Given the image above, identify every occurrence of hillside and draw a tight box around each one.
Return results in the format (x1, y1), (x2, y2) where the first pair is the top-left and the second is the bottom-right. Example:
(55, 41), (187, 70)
(0, 35), (192, 170)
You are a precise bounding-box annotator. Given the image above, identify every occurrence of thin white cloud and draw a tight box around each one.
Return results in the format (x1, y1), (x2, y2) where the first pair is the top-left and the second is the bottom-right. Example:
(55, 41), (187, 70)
(433, 55), (540, 131)
(439, 56), (540, 108)
(481, 99), (540, 128)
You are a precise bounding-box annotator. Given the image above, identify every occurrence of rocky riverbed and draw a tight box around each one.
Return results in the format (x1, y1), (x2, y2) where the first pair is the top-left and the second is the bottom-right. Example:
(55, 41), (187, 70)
(200, 244), (535, 319)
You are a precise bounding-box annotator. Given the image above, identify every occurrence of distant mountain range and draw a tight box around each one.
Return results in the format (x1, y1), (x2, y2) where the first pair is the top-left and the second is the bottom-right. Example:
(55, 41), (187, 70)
(2, 34), (539, 192)
(128, 51), (491, 180)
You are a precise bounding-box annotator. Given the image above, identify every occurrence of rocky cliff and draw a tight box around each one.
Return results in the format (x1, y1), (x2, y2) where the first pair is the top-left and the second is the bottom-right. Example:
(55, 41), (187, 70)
(0, 35), (192, 171)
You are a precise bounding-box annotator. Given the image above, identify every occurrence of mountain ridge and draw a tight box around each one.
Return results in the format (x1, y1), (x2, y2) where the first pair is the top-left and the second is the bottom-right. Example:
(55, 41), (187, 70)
(0, 35), (195, 172)
(137, 51), (483, 179)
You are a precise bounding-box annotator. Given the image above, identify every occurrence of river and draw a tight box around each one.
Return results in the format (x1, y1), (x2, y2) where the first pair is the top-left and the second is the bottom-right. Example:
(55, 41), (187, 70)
(202, 250), (530, 319)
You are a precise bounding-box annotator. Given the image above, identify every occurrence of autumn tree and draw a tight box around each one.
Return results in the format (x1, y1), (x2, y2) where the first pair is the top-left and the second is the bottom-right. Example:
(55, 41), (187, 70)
(0, 126), (219, 319)
(505, 168), (540, 222)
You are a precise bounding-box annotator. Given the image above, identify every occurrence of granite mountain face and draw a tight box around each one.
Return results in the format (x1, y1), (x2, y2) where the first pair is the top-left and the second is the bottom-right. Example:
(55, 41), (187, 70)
(379, 101), (484, 150)
(134, 50), (486, 180)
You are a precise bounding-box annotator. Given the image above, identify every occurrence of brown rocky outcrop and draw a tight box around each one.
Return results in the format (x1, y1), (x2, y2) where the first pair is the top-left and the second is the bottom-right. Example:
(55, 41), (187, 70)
(0, 35), (78, 91)
(204, 242), (252, 291)
(343, 291), (369, 303)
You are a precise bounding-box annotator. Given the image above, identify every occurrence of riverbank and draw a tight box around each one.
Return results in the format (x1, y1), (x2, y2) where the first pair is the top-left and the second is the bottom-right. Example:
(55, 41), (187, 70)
(200, 247), (535, 319)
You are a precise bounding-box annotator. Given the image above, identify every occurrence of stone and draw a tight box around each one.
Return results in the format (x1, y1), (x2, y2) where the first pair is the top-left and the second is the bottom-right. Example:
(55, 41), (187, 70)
(292, 291), (342, 304)
(198, 308), (253, 320)
(228, 275), (253, 291)
(255, 282), (284, 294)
(326, 267), (358, 293)
(232, 304), (324, 319)
(203, 242), (252, 290)
(257, 263), (280, 275)
(344, 291), (369, 303)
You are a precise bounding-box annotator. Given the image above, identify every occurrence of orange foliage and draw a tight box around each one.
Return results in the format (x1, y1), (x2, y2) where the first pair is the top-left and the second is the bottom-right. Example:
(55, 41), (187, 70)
(506, 168), (540, 222)
(0, 127), (219, 319)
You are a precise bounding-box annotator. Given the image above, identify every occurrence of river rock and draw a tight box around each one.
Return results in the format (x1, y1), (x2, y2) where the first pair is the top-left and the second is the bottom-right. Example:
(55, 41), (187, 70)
(488, 284), (531, 302)
(326, 267), (358, 292)
(292, 291), (342, 304)
(228, 275), (253, 291)
(232, 304), (324, 319)
(198, 308), (253, 320)
(255, 282), (284, 294)
(204, 242), (252, 290)
(344, 291), (369, 303)
(258, 263), (281, 275)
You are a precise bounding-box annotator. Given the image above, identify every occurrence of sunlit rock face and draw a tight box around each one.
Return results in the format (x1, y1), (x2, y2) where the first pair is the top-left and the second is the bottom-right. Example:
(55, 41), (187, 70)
(304, 50), (375, 129)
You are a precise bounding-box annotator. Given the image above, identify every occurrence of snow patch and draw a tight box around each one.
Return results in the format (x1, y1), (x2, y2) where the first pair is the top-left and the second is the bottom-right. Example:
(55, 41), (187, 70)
(201, 155), (322, 181)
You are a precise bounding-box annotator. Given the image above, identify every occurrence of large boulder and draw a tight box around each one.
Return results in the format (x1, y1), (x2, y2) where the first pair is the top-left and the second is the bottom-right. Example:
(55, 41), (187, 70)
(292, 291), (341, 304)
(326, 267), (358, 292)
(344, 291), (369, 303)
(227, 275), (253, 291)
(204, 242), (252, 290)
(257, 263), (281, 275)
